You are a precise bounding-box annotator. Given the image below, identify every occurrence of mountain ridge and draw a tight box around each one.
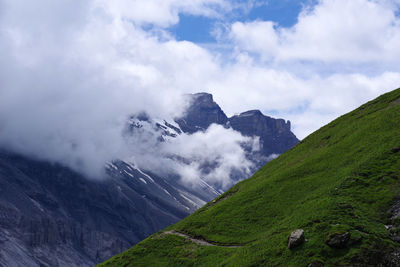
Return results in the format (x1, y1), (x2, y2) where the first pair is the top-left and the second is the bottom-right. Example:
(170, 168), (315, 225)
(175, 93), (298, 168)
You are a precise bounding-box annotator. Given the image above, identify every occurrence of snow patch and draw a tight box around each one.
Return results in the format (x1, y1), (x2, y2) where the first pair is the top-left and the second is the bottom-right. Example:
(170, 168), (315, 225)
(163, 189), (171, 196)
(106, 162), (118, 170)
(136, 168), (155, 183)
(123, 170), (134, 178)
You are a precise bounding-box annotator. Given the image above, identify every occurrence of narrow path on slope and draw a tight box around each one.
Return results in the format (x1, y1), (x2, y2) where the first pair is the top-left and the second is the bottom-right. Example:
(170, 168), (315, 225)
(162, 230), (242, 248)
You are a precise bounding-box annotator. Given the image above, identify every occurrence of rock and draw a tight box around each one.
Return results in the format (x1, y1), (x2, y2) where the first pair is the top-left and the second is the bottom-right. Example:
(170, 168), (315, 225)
(392, 147), (400, 153)
(326, 232), (351, 248)
(288, 229), (305, 249)
(307, 262), (323, 267)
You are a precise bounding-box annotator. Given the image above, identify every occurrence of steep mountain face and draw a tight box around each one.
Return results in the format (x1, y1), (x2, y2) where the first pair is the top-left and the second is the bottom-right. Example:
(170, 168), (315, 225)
(100, 88), (400, 266)
(0, 152), (209, 266)
(228, 110), (297, 156)
(0, 92), (298, 266)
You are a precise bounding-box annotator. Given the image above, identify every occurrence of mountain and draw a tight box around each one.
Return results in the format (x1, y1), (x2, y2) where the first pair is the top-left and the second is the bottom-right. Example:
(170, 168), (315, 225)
(0, 93), (298, 266)
(176, 93), (298, 169)
(99, 88), (400, 266)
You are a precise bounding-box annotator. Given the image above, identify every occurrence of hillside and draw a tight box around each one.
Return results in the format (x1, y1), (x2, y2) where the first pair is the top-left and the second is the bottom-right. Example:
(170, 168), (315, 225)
(99, 88), (400, 266)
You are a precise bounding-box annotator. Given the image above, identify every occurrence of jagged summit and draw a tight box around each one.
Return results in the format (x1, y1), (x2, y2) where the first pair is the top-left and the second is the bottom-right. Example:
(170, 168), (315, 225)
(190, 92), (214, 101)
(176, 93), (299, 158)
(175, 93), (228, 133)
(228, 108), (296, 156)
(236, 109), (264, 117)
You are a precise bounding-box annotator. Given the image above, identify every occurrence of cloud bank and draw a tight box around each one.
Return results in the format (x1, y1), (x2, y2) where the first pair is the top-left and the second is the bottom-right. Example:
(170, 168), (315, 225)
(123, 120), (258, 190)
(0, 0), (400, 182)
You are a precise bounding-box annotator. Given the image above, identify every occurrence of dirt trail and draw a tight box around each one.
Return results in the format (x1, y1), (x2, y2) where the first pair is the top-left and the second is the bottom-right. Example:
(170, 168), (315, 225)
(162, 230), (242, 248)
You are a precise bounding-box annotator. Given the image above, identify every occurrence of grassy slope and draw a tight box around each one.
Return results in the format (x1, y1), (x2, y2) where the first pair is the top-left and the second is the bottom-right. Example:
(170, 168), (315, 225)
(99, 88), (400, 266)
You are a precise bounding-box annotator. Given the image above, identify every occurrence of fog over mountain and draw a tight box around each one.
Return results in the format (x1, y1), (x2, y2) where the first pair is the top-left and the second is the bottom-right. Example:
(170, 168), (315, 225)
(0, 0), (252, 184)
(2, 0), (400, 179)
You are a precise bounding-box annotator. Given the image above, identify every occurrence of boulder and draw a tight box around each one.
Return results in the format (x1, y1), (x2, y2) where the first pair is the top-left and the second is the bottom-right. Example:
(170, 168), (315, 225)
(307, 262), (323, 267)
(326, 232), (350, 248)
(288, 229), (305, 249)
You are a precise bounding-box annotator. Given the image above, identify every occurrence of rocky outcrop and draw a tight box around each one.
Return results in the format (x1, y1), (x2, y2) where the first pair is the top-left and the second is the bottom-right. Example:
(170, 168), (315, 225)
(288, 229), (305, 249)
(326, 232), (350, 248)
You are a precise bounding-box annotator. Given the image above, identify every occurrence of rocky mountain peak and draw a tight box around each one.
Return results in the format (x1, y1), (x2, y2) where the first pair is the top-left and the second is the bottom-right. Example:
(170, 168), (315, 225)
(228, 109), (296, 156)
(237, 109), (264, 117)
(175, 93), (228, 133)
(191, 92), (214, 103)
(175, 93), (299, 165)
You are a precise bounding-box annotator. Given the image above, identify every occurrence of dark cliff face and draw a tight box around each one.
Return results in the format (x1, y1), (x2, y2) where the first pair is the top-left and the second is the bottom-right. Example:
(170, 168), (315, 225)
(228, 110), (298, 156)
(175, 93), (228, 133)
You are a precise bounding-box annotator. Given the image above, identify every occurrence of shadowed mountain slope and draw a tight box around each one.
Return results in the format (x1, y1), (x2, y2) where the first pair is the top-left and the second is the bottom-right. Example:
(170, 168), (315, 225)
(0, 153), (198, 266)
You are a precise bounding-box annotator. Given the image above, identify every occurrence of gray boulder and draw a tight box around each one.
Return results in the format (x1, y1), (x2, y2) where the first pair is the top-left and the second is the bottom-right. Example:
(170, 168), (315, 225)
(288, 229), (305, 249)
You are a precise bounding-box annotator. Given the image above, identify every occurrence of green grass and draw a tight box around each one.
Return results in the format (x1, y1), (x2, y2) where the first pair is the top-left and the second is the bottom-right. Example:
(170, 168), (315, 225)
(99, 88), (400, 266)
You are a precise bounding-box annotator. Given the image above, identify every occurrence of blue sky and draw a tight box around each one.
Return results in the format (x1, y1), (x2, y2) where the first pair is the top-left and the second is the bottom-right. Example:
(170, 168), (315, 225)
(171, 0), (317, 43)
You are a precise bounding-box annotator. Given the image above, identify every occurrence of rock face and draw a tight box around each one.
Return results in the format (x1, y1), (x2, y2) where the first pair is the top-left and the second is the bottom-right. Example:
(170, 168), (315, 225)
(175, 93), (228, 133)
(228, 110), (298, 156)
(288, 229), (305, 249)
(326, 232), (351, 248)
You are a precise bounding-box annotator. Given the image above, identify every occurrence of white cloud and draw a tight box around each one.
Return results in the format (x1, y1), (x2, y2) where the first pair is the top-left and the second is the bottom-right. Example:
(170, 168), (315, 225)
(230, 21), (278, 60)
(95, 0), (231, 27)
(0, 0), (400, 181)
(162, 124), (257, 189)
(207, 65), (400, 138)
(230, 0), (400, 64)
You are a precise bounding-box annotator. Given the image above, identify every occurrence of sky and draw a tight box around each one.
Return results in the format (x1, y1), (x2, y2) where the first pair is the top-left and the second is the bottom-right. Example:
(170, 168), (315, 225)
(1, 0), (400, 180)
